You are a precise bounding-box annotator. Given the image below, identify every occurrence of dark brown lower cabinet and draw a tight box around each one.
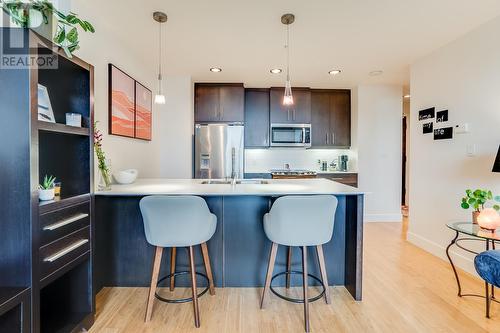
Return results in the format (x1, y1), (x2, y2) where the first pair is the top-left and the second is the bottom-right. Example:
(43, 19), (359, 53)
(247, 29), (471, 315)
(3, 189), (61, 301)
(0, 288), (30, 333)
(318, 173), (358, 187)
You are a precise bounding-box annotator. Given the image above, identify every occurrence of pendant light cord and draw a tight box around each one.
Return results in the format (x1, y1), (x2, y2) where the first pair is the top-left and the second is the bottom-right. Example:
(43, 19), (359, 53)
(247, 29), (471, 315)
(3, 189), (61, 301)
(285, 24), (290, 81)
(158, 21), (162, 93)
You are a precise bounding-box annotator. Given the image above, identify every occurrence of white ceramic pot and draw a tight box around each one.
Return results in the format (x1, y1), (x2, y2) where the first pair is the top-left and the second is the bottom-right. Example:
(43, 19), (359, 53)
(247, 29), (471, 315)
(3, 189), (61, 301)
(113, 169), (138, 185)
(39, 188), (55, 201)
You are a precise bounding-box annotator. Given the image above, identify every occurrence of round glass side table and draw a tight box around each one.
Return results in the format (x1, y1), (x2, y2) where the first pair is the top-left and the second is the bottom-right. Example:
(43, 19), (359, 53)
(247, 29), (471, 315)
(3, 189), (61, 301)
(446, 222), (500, 318)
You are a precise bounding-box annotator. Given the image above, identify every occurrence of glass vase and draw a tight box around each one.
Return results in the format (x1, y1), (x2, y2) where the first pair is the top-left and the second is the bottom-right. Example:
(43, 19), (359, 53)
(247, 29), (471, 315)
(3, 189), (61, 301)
(98, 168), (112, 191)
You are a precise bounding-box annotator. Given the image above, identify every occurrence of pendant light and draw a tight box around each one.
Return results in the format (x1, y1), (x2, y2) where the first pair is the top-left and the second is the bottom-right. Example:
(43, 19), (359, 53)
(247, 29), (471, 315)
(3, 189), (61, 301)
(153, 11), (167, 105)
(281, 13), (295, 106)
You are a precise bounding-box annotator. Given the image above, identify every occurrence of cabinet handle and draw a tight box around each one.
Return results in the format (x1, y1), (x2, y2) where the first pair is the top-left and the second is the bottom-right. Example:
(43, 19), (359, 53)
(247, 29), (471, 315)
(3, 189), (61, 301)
(43, 213), (89, 231)
(220, 107), (224, 120)
(331, 132), (335, 145)
(43, 239), (89, 263)
(325, 133), (328, 144)
(287, 110), (290, 121)
(293, 109), (296, 121)
(214, 107), (218, 120)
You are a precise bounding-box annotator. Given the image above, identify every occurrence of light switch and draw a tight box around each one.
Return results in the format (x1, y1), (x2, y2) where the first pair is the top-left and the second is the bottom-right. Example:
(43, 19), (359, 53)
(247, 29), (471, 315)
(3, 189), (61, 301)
(455, 124), (470, 134)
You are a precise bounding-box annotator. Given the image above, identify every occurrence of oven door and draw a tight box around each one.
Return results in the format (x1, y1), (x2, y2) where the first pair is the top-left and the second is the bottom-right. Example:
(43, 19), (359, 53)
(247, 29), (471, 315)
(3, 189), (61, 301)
(271, 124), (311, 148)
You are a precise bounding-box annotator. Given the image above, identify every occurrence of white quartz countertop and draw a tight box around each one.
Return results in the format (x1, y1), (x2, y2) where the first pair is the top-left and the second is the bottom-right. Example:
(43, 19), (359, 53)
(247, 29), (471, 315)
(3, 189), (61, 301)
(95, 178), (364, 196)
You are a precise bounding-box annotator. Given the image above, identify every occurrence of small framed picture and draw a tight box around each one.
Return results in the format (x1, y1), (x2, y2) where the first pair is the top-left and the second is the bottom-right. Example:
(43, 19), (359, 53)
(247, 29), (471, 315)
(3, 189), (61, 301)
(38, 84), (55, 123)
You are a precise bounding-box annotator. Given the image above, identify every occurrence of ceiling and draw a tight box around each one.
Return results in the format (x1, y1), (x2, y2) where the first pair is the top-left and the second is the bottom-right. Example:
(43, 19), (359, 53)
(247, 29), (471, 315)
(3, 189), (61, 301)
(76, 0), (500, 89)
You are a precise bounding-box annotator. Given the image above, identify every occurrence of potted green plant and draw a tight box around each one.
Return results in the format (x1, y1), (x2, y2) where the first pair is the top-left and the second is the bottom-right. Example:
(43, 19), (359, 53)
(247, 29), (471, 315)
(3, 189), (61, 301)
(460, 189), (500, 224)
(1, 0), (94, 57)
(38, 174), (56, 201)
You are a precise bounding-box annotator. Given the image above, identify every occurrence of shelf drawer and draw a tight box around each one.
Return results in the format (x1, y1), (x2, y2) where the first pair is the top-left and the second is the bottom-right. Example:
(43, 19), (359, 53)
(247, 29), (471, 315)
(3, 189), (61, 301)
(39, 227), (90, 280)
(39, 201), (90, 246)
(318, 173), (358, 187)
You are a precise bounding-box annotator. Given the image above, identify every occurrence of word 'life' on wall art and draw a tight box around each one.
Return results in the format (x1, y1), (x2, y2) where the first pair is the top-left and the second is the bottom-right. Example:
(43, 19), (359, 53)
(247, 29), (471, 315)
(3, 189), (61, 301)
(434, 127), (453, 140)
(418, 107), (435, 120)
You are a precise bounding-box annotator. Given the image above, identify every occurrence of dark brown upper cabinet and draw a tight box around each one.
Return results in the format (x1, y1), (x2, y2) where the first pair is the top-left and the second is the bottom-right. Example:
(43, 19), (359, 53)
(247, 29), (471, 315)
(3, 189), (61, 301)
(195, 83), (244, 123)
(311, 89), (351, 148)
(270, 87), (311, 124)
(244, 88), (270, 148)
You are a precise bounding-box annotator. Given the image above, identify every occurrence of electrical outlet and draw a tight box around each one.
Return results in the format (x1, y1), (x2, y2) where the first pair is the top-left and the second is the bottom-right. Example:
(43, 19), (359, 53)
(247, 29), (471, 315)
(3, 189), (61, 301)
(466, 144), (477, 157)
(455, 123), (470, 134)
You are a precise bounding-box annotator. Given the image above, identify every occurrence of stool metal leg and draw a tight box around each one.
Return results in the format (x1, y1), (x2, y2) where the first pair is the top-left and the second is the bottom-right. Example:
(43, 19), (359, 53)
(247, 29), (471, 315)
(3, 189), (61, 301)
(201, 242), (216, 295)
(145, 246), (163, 322)
(188, 246), (201, 328)
(170, 247), (176, 291)
(260, 242), (278, 309)
(286, 246), (292, 289)
(316, 245), (331, 304)
(302, 246), (310, 332)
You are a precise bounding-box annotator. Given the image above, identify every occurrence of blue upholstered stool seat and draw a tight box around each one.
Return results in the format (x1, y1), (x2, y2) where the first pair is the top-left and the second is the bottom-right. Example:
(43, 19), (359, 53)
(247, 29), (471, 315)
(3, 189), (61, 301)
(475, 250), (500, 288)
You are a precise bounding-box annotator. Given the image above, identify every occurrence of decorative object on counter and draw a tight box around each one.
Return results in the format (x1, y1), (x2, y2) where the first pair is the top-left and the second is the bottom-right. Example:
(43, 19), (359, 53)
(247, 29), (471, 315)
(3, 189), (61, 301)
(493, 145), (500, 173)
(436, 110), (449, 123)
(135, 82), (152, 140)
(281, 13), (295, 106)
(422, 122), (433, 134)
(94, 122), (112, 190)
(113, 169), (138, 185)
(321, 160), (328, 172)
(65, 112), (82, 127)
(38, 174), (56, 201)
(109, 64), (153, 140)
(1, 0), (95, 57)
(37, 84), (55, 123)
(460, 189), (500, 224)
(477, 208), (500, 232)
(329, 160), (337, 171)
(418, 107), (435, 121)
(339, 155), (349, 172)
(153, 11), (167, 104)
(53, 181), (61, 196)
(434, 126), (453, 140)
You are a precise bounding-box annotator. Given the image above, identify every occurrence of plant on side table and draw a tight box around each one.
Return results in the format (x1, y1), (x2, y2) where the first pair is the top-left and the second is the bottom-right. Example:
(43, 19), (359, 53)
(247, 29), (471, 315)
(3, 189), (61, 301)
(38, 174), (56, 201)
(460, 189), (500, 224)
(94, 122), (111, 191)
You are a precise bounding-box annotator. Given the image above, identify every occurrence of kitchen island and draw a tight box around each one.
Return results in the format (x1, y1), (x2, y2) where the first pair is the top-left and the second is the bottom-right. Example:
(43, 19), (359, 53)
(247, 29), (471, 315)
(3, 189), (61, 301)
(94, 178), (364, 300)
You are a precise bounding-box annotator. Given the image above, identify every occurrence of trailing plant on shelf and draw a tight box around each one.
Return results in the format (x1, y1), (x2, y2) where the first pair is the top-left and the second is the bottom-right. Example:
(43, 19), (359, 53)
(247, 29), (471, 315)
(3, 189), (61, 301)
(460, 189), (500, 223)
(38, 174), (56, 201)
(94, 122), (111, 190)
(0, 0), (95, 57)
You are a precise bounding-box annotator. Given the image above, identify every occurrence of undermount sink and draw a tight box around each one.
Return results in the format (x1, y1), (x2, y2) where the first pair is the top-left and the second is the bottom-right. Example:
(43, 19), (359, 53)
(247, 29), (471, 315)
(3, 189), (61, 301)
(201, 180), (269, 185)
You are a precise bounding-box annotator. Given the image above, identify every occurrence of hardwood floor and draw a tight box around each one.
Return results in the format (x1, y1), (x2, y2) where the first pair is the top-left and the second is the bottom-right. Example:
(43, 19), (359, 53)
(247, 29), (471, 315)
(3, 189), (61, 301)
(90, 221), (499, 332)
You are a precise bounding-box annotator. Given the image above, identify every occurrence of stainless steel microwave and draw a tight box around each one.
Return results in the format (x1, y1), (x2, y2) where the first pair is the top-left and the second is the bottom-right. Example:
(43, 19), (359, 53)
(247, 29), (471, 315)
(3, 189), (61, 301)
(270, 123), (311, 148)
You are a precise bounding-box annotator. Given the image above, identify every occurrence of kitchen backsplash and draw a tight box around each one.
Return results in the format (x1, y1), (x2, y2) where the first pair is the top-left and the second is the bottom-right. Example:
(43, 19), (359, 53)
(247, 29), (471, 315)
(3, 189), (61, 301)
(245, 149), (358, 173)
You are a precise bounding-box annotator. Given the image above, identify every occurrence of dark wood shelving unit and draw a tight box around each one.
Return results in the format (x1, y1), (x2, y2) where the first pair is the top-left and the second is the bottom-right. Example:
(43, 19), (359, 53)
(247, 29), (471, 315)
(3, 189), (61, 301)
(1, 28), (94, 333)
(37, 121), (90, 136)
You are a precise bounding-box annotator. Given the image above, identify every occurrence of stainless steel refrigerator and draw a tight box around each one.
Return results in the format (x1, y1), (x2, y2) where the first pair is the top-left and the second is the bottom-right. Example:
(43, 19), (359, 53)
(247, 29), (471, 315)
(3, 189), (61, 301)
(194, 123), (244, 179)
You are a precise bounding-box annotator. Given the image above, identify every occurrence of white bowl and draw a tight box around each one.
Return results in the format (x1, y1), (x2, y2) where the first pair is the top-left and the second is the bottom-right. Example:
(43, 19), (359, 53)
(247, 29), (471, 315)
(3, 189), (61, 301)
(113, 169), (138, 184)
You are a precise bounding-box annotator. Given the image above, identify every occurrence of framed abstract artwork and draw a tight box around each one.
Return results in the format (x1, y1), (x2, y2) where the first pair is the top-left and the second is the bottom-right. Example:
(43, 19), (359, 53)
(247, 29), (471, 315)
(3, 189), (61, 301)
(135, 82), (152, 140)
(108, 64), (152, 140)
(109, 64), (135, 138)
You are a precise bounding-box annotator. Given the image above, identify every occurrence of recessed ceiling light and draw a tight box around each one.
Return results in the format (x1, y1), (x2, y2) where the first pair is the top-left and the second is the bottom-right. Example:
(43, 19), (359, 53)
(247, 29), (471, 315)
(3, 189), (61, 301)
(369, 70), (383, 76)
(210, 67), (222, 73)
(403, 94), (411, 99)
(270, 68), (283, 74)
(328, 69), (342, 75)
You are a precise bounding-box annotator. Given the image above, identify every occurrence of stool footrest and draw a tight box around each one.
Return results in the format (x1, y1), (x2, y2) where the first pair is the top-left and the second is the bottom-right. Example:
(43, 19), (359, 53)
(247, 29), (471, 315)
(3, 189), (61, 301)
(155, 271), (209, 303)
(270, 271), (326, 304)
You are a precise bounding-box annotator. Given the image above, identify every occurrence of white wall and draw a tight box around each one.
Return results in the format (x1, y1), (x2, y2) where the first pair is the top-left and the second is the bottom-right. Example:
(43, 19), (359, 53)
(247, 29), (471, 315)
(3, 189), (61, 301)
(408, 16), (500, 274)
(356, 85), (403, 222)
(72, 2), (193, 180)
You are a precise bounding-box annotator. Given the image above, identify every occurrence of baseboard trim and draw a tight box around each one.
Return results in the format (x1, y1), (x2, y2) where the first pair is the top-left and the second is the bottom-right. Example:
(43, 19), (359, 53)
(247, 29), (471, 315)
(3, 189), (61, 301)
(364, 213), (402, 222)
(407, 231), (477, 276)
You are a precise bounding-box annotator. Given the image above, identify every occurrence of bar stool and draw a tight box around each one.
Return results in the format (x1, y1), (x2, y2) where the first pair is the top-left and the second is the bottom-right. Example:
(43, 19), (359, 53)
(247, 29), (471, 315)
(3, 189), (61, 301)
(139, 195), (217, 328)
(260, 195), (338, 332)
